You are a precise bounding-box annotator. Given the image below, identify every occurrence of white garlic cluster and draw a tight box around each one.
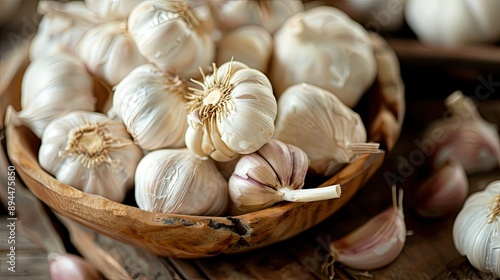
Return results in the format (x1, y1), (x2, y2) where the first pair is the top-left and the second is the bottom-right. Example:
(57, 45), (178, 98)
(113, 64), (188, 150)
(39, 111), (143, 203)
(18, 53), (96, 138)
(270, 6), (377, 108)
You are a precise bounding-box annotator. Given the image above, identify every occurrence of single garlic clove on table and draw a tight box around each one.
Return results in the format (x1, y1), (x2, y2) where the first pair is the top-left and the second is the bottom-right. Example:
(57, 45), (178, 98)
(229, 139), (341, 214)
(39, 111), (143, 203)
(185, 60), (277, 162)
(134, 148), (228, 216)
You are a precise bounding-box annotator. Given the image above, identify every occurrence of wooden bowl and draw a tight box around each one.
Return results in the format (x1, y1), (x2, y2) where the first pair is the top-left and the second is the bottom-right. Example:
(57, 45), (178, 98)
(2, 33), (404, 258)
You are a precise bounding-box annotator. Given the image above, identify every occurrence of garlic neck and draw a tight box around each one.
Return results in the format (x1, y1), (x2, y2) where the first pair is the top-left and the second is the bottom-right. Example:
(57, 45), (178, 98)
(279, 184), (341, 203)
(487, 194), (500, 223)
(445, 91), (480, 121)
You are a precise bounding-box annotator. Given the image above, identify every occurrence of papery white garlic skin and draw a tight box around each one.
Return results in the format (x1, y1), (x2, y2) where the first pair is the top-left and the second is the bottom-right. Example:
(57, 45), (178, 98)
(405, 0), (500, 46)
(453, 181), (500, 277)
(270, 6), (376, 107)
(85, 0), (142, 20)
(113, 64), (188, 150)
(19, 53), (96, 138)
(185, 61), (277, 162)
(229, 139), (341, 214)
(135, 148), (228, 216)
(209, 0), (304, 33)
(216, 25), (273, 73)
(78, 20), (146, 86)
(127, 0), (215, 78)
(39, 111), (143, 203)
(325, 188), (405, 274)
(413, 158), (469, 219)
(274, 83), (378, 177)
(30, 1), (98, 60)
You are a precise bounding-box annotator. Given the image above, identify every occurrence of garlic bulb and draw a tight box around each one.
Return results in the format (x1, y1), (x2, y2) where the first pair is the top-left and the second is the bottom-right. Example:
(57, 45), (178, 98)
(49, 253), (100, 280)
(270, 6), (377, 108)
(127, 0), (215, 78)
(39, 111), (143, 203)
(208, 0), (304, 33)
(85, 0), (142, 20)
(229, 139), (341, 214)
(216, 25), (273, 73)
(30, 1), (99, 60)
(113, 64), (188, 150)
(323, 187), (405, 278)
(453, 180), (500, 278)
(423, 91), (500, 174)
(78, 20), (146, 86)
(413, 158), (469, 219)
(405, 0), (500, 45)
(135, 148), (228, 216)
(18, 53), (96, 138)
(185, 60), (277, 162)
(274, 83), (379, 177)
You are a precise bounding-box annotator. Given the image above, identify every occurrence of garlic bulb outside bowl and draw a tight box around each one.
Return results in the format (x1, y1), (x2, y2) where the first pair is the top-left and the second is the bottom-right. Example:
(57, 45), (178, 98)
(135, 148), (228, 216)
(113, 64), (188, 150)
(270, 6), (377, 108)
(453, 180), (500, 278)
(38, 111), (143, 203)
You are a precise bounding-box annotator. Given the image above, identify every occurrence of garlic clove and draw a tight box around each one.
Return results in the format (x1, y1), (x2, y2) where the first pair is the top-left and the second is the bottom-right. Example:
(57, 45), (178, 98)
(185, 60), (277, 162)
(216, 25), (273, 73)
(323, 187), (405, 278)
(78, 20), (147, 86)
(413, 158), (469, 219)
(113, 64), (188, 150)
(273, 83), (379, 177)
(39, 111), (143, 202)
(229, 139), (341, 214)
(134, 148), (228, 216)
(49, 253), (100, 280)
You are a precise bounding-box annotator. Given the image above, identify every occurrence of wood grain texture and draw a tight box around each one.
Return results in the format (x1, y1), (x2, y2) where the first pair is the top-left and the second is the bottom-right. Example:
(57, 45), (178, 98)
(2, 35), (403, 258)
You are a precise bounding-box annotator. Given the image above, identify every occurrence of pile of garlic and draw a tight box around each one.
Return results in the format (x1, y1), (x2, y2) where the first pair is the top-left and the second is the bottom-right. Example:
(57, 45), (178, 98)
(15, 0), (381, 216)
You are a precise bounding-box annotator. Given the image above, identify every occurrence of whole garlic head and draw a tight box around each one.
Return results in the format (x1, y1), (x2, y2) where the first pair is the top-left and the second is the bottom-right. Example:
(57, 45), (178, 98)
(185, 60), (277, 162)
(453, 180), (500, 278)
(19, 53), (96, 138)
(405, 0), (500, 45)
(127, 0), (215, 78)
(113, 64), (188, 150)
(85, 0), (142, 20)
(135, 148), (228, 216)
(78, 20), (146, 86)
(209, 0), (304, 33)
(30, 1), (99, 60)
(216, 25), (273, 73)
(274, 83), (379, 177)
(39, 111), (143, 203)
(270, 6), (377, 108)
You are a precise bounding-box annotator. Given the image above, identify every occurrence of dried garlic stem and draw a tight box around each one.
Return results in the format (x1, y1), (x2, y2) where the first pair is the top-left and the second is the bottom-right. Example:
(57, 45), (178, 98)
(347, 142), (380, 154)
(279, 184), (341, 203)
(445, 91), (480, 120)
(487, 194), (500, 223)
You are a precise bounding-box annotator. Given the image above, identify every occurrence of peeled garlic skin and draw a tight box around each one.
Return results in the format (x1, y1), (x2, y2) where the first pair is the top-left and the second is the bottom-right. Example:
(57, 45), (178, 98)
(273, 83), (367, 177)
(185, 61), (277, 162)
(128, 0), (215, 78)
(113, 64), (188, 150)
(332, 205), (406, 271)
(405, 0), (500, 45)
(85, 0), (142, 20)
(49, 253), (100, 280)
(135, 149), (228, 216)
(39, 111), (143, 203)
(413, 158), (469, 219)
(453, 181), (500, 277)
(216, 25), (273, 73)
(209, 0), (304, 33)
(270, 6), (376, 107)
(78, 20), (146, 86)
(19, 53), (95, 138)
